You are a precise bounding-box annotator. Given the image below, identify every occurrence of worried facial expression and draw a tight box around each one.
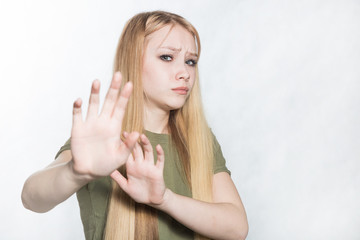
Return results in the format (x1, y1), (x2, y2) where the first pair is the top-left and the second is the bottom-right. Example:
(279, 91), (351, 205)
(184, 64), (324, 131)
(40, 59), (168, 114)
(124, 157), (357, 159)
(142, 24), (198, 113)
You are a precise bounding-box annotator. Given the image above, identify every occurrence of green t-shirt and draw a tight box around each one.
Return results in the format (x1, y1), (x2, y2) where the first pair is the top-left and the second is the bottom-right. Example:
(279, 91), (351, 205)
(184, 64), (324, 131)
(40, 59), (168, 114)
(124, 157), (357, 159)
(55, 130), (230, 240)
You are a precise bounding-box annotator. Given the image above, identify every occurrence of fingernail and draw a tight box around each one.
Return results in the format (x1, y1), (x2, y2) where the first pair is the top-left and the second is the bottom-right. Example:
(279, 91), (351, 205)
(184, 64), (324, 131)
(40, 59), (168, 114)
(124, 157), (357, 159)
(115, 72), (121, 80)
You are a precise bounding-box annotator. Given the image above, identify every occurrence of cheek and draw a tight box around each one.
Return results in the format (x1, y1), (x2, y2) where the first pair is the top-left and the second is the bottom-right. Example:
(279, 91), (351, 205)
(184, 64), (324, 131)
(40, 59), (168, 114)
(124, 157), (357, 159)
(189, 70), (196, 88)
(142, 67), (154, 94)
(142, 62), (157, 86)
(142, 60), (166, 83)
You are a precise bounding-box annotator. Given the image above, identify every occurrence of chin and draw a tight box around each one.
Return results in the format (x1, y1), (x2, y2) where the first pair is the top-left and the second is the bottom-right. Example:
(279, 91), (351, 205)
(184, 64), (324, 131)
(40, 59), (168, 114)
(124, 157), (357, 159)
(165, 101), (187, 111)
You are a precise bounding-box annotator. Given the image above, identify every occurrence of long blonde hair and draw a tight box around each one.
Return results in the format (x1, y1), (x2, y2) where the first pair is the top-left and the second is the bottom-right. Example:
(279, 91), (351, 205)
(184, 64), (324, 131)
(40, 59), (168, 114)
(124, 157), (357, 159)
(104, 11), (214, 240)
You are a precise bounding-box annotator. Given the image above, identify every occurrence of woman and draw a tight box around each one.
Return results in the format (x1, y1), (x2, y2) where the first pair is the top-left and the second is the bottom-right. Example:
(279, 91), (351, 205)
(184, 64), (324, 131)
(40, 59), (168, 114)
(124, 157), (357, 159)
(22, 11), (248, 240)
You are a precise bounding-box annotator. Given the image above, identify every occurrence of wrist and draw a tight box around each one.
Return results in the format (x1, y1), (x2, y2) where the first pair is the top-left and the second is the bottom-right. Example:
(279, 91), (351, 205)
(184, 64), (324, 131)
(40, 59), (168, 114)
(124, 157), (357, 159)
(66, 159), (94, 185)
(153, 188), (173, 211)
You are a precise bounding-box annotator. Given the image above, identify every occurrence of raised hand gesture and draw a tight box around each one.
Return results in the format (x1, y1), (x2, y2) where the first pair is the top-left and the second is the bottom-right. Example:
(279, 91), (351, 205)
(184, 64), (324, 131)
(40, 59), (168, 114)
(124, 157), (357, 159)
(111, 133), (166, 207)
(70, 72), (139, 180)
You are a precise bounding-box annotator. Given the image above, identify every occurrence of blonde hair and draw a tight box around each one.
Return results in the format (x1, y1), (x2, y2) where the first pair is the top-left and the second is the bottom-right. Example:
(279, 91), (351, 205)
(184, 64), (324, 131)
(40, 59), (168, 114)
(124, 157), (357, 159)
(104, 11), (214, 240)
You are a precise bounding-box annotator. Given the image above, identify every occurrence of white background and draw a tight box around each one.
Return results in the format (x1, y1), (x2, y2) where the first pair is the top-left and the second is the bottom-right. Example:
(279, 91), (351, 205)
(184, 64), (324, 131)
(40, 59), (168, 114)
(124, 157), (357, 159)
(0, 0), (359, 239)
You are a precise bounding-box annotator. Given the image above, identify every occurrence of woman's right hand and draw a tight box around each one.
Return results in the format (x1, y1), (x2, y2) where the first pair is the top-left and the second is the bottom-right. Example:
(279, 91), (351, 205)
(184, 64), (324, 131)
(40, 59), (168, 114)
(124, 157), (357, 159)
(70, 72), (139, 180)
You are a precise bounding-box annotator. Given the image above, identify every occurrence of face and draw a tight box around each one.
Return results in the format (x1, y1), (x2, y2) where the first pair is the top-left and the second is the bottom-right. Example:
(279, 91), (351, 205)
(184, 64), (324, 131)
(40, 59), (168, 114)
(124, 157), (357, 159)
(142, 24), (198, 113)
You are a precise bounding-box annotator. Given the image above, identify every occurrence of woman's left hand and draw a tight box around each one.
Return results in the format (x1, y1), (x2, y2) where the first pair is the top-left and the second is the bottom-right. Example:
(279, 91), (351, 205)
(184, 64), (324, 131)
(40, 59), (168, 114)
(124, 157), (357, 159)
(110, 133), (166, 206)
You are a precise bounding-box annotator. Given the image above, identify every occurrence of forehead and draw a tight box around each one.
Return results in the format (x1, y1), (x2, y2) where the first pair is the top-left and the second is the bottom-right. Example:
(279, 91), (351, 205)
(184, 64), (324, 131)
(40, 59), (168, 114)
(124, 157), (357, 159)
(145, 24), (197, 52)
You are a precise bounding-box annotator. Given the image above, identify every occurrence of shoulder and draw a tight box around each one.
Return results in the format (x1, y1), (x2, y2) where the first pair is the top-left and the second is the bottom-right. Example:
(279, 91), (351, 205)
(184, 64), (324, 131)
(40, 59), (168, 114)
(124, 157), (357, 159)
(210, 130), (231, 175)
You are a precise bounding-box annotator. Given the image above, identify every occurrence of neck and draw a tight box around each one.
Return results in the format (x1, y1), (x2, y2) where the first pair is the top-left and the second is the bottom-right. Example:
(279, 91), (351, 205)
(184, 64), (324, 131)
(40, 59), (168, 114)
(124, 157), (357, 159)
(144, 106), (170, 134)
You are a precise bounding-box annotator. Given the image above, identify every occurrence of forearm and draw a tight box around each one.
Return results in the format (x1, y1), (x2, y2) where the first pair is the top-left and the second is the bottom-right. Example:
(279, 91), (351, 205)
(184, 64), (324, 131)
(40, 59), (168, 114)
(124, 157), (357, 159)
(156, 189), (248, 240)
(21, 160), (90, 213)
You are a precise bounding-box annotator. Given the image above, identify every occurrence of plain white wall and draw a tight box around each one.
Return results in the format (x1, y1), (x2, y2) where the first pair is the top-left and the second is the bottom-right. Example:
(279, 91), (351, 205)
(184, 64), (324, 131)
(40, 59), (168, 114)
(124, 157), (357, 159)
(0, 0), (359, 239)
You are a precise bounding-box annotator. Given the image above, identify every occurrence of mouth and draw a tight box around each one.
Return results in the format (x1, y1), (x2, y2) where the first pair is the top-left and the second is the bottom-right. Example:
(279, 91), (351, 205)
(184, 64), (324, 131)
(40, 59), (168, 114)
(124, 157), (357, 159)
(172, 86), (189, 95)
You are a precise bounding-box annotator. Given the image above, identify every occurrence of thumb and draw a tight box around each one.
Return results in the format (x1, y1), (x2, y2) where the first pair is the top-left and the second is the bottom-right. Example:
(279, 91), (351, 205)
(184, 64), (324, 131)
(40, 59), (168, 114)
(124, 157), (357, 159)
(110, 170), (128, 192)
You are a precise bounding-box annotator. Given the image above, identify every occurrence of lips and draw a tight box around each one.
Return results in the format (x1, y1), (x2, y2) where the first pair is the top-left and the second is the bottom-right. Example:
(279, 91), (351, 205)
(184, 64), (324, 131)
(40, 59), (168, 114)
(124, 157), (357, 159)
(172, 86), (189, 95)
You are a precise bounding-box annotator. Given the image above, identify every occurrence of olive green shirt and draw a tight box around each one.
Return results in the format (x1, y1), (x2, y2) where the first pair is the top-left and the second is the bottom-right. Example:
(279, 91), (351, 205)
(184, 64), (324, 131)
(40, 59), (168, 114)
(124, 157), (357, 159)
(55, 131), (230, 240)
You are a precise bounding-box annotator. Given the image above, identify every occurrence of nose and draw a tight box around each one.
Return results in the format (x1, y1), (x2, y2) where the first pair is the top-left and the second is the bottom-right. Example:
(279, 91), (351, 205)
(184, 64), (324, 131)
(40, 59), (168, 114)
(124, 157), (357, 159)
(175, 64), (190, 82)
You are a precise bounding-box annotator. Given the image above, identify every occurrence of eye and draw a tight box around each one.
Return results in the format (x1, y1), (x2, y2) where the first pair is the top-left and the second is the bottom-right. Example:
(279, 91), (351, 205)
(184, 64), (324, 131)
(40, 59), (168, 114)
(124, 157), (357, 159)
(186, 59), (197, 66)
(160, 55), (173, 61)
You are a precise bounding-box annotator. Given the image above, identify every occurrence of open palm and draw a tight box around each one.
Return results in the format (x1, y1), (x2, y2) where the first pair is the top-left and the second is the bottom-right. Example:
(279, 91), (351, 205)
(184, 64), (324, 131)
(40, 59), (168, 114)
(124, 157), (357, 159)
(111, 133), (166, 206)
(70, 72), (139, 180)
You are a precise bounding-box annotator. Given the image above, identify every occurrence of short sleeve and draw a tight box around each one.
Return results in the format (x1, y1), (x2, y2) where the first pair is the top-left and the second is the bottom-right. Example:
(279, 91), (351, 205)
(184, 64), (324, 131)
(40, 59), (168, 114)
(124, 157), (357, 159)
(212, 133), (231, 175)
(54, 138), (71, 159)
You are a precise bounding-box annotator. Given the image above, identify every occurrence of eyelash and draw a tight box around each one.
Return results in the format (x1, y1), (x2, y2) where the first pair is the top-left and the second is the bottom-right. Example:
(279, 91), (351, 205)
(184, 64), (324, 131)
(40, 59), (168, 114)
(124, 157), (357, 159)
(160, 55), (197, 67)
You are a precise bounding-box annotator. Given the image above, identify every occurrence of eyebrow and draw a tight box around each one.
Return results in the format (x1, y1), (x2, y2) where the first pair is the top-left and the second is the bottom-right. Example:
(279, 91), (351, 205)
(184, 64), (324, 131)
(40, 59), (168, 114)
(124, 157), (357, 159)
(159, 46), (198, 58)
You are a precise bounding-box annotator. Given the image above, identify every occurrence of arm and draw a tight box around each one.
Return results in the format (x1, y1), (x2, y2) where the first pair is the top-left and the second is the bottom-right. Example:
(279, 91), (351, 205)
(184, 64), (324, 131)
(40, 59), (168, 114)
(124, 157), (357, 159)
(158, 173), (248, 240)
(21, 72), (139, 213)
(21, 150), (89, 213)
(111, 134), (248, 240)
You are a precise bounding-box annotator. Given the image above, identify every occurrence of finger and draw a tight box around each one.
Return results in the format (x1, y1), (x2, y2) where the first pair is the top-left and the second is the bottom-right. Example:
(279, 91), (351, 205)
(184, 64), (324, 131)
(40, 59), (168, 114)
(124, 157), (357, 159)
(127, 151), (134, 163)
(110, 170), (128, 192)
(122, 133), (136, 160)
(155, 144), (165, 170)
(113, 81), (133, 121)
(133, 141), (144, 163)
(86, 79), (100, 119)
(100, 72), (122, 117)
(118, 131), (139, 156)
(72, 98), (83, 126)
(140, 134), (154, 163)
(122, 131), (129, 139)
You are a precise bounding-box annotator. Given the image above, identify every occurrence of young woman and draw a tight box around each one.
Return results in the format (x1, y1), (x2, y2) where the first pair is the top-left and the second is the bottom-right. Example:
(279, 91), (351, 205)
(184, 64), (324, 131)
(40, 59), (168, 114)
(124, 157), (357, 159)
(21, 11), (248, 240)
